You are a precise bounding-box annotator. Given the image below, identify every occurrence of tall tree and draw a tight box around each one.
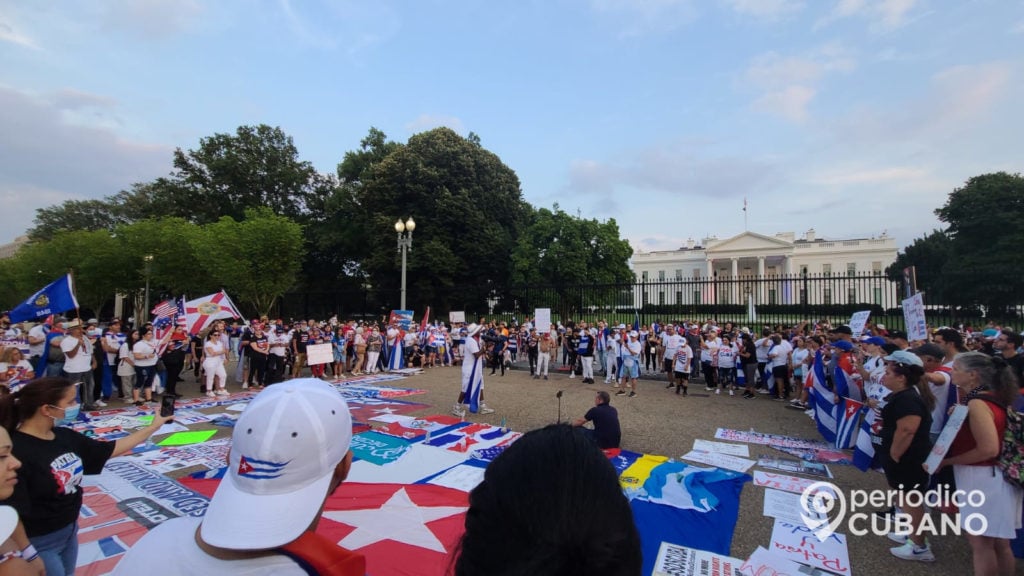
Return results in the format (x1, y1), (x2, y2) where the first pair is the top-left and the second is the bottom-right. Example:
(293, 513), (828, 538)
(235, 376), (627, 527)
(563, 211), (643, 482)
(115, 218), (208, 298)
(511, 206), (634, 318)
(336, 127), (531, 312)
(29, 199), (127, 241)
(934, 172), (1024, 313)
(190, 208), (305, 316)
(885, 230), (951, 301)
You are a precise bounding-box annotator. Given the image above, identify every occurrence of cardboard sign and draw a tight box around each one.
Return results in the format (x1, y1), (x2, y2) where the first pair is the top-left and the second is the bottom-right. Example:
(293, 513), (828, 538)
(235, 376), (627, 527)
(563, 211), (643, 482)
(752, 471), (832, 495)
(769, 520), (851, 575)
(924, 404), (969, 474)
(848, 310), (871, 338)
(758, 455), (832, 478)
(652, 541), (744, 576)
(693, 440), (750, 457)
(763, 488), (826, 525)
(306, 342), (333, 366)
(449, 311), (466, 324)
(740, 546), (818, 576)
(534, 309), (552, 333)
(902, 293), (928, 341)
(681, 450), (755, 473)
(715, 429), (831, 451)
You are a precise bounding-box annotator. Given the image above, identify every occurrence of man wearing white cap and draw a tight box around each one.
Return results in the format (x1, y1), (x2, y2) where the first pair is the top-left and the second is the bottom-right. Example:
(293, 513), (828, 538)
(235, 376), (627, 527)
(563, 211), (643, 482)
(113, 379), (365, 575)
(452, 323), (496, 417)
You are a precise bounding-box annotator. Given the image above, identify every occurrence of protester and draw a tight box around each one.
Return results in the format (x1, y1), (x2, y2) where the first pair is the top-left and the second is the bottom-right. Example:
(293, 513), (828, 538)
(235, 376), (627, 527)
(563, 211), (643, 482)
(878, 350), (935, 562)
(943, 352), (1023, 575)
(0, 349), (33, 392)
(113, 379), (365, 575)
(993, 329), (1024, 387)
(577, 326), (595, 384)
(452, 324), (495, 417)
(202, 329), (229, 398)
(0, 424), (44, 576)
(716, 334), (738, 396)
(162, 324), (189, 398)
(115, 330), (139, 402)
(453, 424), (641, 576)
(59, 320), (100, 410)
(670, 335), (693, 395)
(616, 331), (641, 398)
(131, 328), (160, 406)
(660, 325), (683, 389)
(0, 377), (170, 575)
(572, 390), (621, 449)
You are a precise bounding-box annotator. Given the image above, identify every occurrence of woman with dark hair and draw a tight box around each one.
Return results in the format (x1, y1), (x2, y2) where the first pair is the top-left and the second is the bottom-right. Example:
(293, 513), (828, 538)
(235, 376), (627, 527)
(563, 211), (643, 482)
(453, 424), (641, 576)
(0, 377), (170, 575)
(131, 328), (159, 407)
(877, 350), (935, 562)
(115, 330), (140, 402)
(942, 351), (1023, 576)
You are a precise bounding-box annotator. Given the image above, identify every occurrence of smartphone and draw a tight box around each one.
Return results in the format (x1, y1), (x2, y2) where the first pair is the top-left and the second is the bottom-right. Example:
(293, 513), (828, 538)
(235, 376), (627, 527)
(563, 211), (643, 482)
(160, 394), (176, 418)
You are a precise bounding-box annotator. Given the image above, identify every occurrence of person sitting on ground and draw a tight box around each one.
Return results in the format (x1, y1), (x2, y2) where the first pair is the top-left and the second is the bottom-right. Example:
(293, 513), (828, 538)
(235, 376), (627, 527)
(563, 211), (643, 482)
(572, 391), (622, 449)
(113, 378), (364, 575)
(453, 424), (641, 576)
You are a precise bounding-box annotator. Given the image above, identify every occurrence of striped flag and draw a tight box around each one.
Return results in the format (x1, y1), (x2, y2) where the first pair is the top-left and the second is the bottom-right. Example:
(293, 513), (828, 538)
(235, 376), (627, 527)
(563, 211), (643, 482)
(853, 406), (879, 471)
(151, 299), (178, 320)
(835, 397), (865, 449)
(808, 350), (837, 444)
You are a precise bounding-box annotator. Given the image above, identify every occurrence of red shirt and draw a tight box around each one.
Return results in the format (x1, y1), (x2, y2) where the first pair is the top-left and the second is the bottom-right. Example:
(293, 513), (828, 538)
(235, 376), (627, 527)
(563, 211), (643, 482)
(948, 397), (1006, 466)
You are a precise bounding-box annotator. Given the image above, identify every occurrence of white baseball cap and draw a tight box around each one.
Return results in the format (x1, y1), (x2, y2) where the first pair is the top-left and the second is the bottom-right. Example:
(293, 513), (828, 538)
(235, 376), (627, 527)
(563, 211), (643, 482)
(201, 378), (353, 550)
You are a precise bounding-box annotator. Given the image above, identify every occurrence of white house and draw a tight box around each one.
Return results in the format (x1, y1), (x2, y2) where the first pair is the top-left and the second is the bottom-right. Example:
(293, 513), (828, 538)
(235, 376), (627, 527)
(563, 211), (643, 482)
(630, 229), (899, 307)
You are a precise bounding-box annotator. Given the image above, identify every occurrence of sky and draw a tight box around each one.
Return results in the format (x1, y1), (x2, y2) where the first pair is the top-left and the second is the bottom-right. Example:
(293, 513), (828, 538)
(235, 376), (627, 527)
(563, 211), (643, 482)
(1, 0), (1022, 253)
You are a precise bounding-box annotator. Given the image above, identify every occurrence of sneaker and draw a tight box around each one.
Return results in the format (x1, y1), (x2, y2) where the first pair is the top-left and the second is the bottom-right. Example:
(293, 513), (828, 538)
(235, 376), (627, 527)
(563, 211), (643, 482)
(729, 389), (735, 396)
(569, 374), (575, 379)
(743, 391), (755, 399)
(95, 399), (108, 407)
(242, 383), (250, 390)
(628, 391), (637, 398)
(604, 379), (611, 384)
(715, 389), (721, 395)
(206, 391), (215, 398)
(479, 405), (496, 415)
(666, 383), (675, 389)
(543, 375), (548, 380)
(887, 531), (910, 544)
(890, 541), (934, 562)
(451, 403), (466, 417)
(682, 387), (688, 396)
(705, 386), (715, 392)
(615, 390), (627, 396)
(757, 389), (771, 395)
(215, 389), (229, 397)
(533, 375), (540, 380)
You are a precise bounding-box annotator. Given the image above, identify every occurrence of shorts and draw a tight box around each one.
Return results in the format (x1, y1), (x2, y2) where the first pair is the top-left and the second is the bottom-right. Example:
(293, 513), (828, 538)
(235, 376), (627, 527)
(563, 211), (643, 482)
(883, 458), (929, 494)
(674, 371), (690, 381)
(620, 359), (639, 379)
(954, 464), (1024, 539)
(663, 359), (673, 373)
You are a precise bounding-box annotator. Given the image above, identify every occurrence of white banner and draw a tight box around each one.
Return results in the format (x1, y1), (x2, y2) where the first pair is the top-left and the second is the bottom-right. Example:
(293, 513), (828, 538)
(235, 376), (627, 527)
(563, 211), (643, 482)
(534, 308), (552, 333)
(449, 311), (466, 324)
(848, 310), (871, 338)
(306, 343), (333, 366)
(902, 292), (928, 341)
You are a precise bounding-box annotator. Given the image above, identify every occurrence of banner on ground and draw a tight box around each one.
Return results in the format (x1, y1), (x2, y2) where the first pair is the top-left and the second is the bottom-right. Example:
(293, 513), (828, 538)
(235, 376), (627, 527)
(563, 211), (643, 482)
(902, 292), (928, 341)
(8, 274), (79, 323)
(848, 310), (871, 338)
(652, 541), (743, 576)
(534, 309), (551, 332)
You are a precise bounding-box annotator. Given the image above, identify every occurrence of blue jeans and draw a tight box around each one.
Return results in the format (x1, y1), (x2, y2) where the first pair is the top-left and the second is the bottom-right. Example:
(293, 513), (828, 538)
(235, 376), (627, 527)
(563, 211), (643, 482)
(31, 521), (78, 576)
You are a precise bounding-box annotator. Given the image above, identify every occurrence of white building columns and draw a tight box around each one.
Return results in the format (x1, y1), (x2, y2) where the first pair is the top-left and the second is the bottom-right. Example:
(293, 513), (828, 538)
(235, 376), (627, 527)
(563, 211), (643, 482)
(730, 257), (739, 305)
(757, 256), (766, 303)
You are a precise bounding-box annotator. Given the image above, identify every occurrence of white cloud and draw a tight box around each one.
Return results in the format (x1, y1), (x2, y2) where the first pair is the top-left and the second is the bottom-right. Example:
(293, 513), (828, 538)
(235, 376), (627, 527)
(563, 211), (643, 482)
(588, 0), (698, 37)
(404, 114), (466, 135)
(743, 44), (855, 121)
(0, 12), (38, 49)
(276, 0), (400, 58)
(815, 0), (920, 31)
(875, 0), (918, 29)
(99, 0), (203, 39)
(721, 0), (804, 19)
(752, 86), (816, 121)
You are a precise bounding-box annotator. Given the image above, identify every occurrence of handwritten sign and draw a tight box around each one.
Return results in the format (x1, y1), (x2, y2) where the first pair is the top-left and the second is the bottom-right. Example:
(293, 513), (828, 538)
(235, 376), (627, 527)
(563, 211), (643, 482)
(924, 404), (969, 474)
(652, 541), (744, 576)
(848, 311), (871, 338)
(752, 471), (832, 496)
(681, 450), (755, 473)
(693, 439), (750, 457)
(534, 309), (552, 333)
(769, 520), (851, 575)
(763, 489), (825, 526)
(902, 293), (927, 341)
(740, 546), (816, 576)
(306, 343), (333, 366)
(449, 311), (466, 324)
(715, 429), (832, 451)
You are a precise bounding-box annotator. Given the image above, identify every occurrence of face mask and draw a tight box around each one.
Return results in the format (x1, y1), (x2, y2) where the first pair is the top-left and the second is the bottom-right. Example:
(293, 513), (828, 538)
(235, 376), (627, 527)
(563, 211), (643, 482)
(50, 403), (81, 426)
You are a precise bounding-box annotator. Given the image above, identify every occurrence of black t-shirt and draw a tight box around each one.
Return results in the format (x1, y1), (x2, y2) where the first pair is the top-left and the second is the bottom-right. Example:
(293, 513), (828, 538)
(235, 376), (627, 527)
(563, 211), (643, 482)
(294, 331), (310, 353)
(190, 335), (204, 358)
(584, 403), (621, 449)
(7, 427), (116, 536)
(251, 334), (269, 356)
(879, 387), (933, 466)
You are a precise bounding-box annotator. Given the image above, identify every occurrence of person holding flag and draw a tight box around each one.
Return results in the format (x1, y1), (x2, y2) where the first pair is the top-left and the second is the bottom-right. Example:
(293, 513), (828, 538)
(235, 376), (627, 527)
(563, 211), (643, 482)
(452, 323), (495, 417)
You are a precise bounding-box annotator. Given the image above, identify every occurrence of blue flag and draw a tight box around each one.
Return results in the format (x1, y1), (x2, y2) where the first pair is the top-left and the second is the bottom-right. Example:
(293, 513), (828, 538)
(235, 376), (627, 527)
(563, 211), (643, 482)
(853, 406), (878, 471)
(9, 274), (79, 323)
(835, 397), (864, 449)
(809, 351), (838, 444)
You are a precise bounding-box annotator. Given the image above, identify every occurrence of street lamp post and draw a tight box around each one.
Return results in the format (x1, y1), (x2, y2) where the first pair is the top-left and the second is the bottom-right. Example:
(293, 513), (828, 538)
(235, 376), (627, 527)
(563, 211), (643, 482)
(395, 217), (416, 310)
(143, 254), (153, 320)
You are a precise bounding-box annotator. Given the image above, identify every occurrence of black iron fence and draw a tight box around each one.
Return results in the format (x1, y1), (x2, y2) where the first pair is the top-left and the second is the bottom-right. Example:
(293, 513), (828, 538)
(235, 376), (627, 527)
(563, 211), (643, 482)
(280, 273), (1024, 331)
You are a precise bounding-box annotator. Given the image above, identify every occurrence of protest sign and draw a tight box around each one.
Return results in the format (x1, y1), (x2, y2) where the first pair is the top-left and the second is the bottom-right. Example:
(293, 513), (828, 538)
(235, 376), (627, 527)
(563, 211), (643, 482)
(740, 546), (817, 576)
(681, 450), (755, 473)
(763, 489), (825, 525)
(306, 342), (333, 366)
(693, 439), (750, 457)
(769, 520), (851, 575)
(848, 310), (871, 338)
(449, 311), (466, 324)
(534, 309), (552, 332)
(758, 455), (832, 478)
(924, 404), (969, 474)
(715, 429), (831, 451)
(652, 541), (744, 576)
(902, 292), (928, 341)
(752, 471), (832, 495)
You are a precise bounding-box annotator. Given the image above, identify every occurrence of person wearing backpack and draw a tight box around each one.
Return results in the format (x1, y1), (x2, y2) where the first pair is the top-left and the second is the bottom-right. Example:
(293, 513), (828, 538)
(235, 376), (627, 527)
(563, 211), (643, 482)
(942, 352), (1023, 576)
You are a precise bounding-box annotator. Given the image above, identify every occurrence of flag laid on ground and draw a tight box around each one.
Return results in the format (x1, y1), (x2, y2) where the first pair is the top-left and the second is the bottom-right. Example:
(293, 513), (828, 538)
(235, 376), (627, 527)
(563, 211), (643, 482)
(8, 274), (79, 323)
(835, 397), (865, 450)
(808, 350), (837, 444)
(853, 406), (878, 471)
(183, 291), (242, 335)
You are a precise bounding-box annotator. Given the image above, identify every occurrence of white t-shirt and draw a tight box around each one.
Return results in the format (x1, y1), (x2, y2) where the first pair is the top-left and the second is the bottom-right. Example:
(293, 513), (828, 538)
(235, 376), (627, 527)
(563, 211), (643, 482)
(204, 340), (226, 363)
(111, 516), (305, 575)
(104, 333), (122, 365)
(700, 339), (720, 363)
(927, 369), (953, 435)
(462, 336), (482, 377)
(662, 334), (684, 360)
(717, 343), (738, 369)
(28, 325), (47, 357)
(674, 345), (693, 373)
(791, 348), (810, 374)
(133, 339), (159, 367)
(755, 337), (771, 363)
(61, 335), (93, 373)
(769, 341), (792, 369)
(0, 360), (33, 376)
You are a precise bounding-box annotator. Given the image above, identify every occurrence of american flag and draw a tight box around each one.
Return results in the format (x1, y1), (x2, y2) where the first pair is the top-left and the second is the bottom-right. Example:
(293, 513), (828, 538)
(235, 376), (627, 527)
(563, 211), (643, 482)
(151, 300), (178, 320)
(152, 298), (183, 355)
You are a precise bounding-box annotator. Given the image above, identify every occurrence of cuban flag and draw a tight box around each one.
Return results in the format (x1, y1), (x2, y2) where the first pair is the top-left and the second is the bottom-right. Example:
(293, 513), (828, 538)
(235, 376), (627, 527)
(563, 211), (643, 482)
(853, 406), (878, 471)
(835, 397), (865, 449)
(237, 455), (287, 479)
(808, 350), (838, 444)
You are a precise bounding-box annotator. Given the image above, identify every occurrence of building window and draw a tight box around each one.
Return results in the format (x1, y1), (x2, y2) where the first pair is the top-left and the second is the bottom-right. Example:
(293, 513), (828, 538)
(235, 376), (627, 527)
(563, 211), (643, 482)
(848, 286), (856, 303)
(642, 271), (649, 282)
(768, 289), (778, 305)
(659, 291), (665, 305)
(799, 288), (807, 305)
(676, 291), (682, 304)
(693, 290), (701, 304)
(675, 269), (683, 281)
(847, 263), (856, 276)
(872, 261), (882, 276)
(643, 292), (649, 306)
(693, 268), (702, 278)
(800, 264), (809, 276)
(658, 270), (665, 281)
(822, 264), (832, 277)
(823, 288), (832, 305)
(873, 288), (882, 305)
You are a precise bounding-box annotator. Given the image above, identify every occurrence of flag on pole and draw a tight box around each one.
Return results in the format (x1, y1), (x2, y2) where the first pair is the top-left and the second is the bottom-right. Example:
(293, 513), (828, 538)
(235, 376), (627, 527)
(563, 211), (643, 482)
(853, 406), (879, 471)
(183, 291), (242, 335)
(835, 397), (865, 449)
(808, 351), (837, 444)
(633, 310), (640, 331)
(8, 274), (79, 323)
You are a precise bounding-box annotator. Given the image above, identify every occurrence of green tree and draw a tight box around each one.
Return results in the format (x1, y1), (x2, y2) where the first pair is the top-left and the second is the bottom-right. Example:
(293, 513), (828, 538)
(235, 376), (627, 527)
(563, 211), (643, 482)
(886, 230), (951, 301)
(29, 199), (127, 241)
(334, 127), (531, 312)
(115, 218), (208, 298)
(934, 172), (1024, 313)
(190, 208), (305, 316)
(511, 206), (633, 318)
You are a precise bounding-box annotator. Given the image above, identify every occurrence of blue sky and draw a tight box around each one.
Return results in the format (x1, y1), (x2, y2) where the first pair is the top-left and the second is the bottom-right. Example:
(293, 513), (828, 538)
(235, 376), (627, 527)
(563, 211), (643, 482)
(2, 0), (1022, 252)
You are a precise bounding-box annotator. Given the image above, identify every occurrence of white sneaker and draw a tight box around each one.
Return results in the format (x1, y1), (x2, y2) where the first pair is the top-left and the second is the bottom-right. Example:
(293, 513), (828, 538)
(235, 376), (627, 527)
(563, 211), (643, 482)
(705, 386), (715, 392)
(241, 383), (249, 390)
(890, 541), (934, 562)
(715, 389), (721, 395)
(95, 400), (107, 407)
(729, 390), (735, 396)
(570, 373), (575, 379)
(451, 403), (466, 417)
(757, 389), (771, 395)
(215, 389), (228, 396)
(206, 391), (215, 398)
(887, 532), (910, 544)
(479, 404), (496, 415)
